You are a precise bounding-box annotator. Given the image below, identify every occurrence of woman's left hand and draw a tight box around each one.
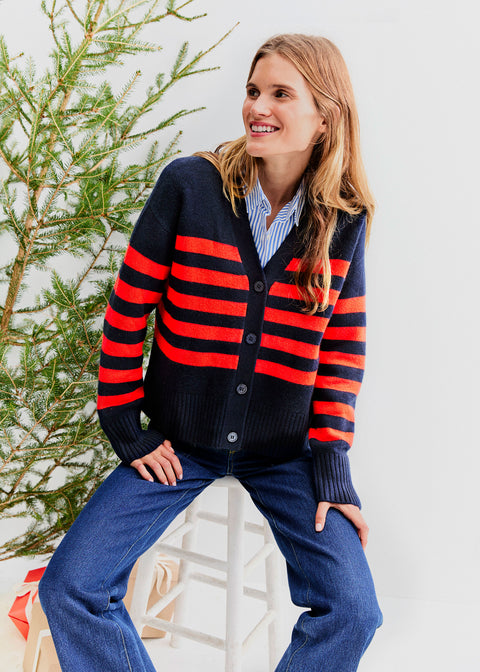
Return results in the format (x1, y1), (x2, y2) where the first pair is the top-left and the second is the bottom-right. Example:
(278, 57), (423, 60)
(315, 501), (369, 549)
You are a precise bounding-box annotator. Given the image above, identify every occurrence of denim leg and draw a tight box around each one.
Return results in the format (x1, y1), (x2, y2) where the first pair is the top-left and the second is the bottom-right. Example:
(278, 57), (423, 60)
(39, 455), (219, 672)
(239, 456), (383, 672)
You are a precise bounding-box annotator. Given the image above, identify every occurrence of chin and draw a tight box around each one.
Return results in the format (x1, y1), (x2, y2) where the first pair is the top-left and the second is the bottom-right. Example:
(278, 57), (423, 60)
(245, 142), (268, 158)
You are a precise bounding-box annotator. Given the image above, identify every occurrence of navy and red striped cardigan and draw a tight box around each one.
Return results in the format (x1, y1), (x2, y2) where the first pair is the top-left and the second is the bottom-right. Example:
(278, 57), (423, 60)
(98, 156), (367, 507)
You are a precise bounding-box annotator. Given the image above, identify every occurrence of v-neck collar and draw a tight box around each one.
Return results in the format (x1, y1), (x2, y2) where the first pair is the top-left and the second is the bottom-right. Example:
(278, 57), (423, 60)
(231, 198), (306, 290)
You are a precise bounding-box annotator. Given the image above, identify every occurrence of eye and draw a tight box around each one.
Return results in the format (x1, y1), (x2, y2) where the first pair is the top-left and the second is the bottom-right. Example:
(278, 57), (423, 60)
(274, 90), (289, 99)
(246, 86), (259, 98)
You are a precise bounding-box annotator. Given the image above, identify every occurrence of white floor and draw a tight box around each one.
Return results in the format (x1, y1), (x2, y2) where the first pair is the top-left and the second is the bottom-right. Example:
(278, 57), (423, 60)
(1, 552), (479, 672)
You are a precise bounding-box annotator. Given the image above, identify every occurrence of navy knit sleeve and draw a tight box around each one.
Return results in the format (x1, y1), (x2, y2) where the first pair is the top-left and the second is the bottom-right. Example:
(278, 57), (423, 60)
(309, 213), (367, 507)
(97, 161), (181, 463)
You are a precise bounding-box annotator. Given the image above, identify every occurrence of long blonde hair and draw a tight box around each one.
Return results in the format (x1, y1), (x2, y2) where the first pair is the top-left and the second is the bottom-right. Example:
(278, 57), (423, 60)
(196, 34), (374, 313)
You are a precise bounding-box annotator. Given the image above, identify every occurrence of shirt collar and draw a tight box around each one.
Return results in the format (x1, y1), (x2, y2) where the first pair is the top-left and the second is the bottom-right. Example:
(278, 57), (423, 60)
(245, 178), (306, 227)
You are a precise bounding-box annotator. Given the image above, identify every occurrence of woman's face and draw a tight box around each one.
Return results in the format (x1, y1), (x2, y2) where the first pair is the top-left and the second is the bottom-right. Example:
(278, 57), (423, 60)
(242, 53), (326, 165)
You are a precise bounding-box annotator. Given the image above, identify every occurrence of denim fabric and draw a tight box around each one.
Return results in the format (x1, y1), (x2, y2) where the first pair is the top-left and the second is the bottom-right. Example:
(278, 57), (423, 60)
(39, 446), (382, 671)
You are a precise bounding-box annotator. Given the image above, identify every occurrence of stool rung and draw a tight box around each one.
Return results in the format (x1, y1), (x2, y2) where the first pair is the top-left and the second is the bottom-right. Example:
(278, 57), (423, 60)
(143, 616), (226, 651)
(189, 571), (268, 601)
(242, 610), (276, 652)
(155, 542), (228, 572)
(196, 512), (264, 536)
(145, 581), (186, 618)
(197, 511), (227, 525)
(244, 543), (275, 576)
(245, 521), (265, 534)
(161, 520), (194, 543)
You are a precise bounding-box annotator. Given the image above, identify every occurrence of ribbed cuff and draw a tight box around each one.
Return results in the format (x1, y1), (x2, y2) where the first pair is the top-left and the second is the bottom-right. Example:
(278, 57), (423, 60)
(310, 439), (361, 508)
(98, 405), (165, 463)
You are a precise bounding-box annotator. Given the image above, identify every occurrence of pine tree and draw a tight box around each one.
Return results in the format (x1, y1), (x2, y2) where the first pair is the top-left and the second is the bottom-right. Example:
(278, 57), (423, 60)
(0, 0), (231, 560)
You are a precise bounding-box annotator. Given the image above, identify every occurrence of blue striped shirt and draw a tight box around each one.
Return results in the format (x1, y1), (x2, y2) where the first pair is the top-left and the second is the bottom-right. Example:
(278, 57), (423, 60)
(245, 178), (306, 267)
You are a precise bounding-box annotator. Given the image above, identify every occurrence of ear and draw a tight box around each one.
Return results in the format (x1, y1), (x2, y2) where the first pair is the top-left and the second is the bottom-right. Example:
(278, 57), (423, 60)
(317, 115), (327, 135)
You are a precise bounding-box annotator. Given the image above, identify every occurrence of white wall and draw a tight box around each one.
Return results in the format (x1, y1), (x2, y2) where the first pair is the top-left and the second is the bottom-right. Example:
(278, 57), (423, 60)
(1, 0), (479, 668)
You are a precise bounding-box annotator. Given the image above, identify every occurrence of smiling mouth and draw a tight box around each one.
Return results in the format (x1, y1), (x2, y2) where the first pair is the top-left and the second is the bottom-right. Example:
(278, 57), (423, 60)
(250, 124), (279, 133)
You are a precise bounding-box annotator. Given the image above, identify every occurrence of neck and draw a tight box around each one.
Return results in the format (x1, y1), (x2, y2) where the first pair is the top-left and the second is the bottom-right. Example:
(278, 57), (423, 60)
(257, 154), (308, 211)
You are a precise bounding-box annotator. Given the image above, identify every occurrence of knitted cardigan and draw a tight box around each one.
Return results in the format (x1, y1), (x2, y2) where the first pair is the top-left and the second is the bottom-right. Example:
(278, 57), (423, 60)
(97, 156), (367, 507)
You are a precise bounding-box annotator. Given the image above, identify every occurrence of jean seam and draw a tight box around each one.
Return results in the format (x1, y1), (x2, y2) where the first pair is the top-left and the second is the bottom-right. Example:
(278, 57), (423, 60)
(100, 484), (201, 592)
(100, 607), (134, 672)
(285, 611), (310, 672)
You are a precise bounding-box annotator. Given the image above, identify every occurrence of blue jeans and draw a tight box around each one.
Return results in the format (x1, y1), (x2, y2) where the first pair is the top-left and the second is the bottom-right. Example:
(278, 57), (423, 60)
(39, 446), (382, 671)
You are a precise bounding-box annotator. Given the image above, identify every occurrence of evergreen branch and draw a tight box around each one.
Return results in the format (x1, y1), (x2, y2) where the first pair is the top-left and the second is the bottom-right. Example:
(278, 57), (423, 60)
(64, 0), (83, 28)
(0, 0), (233, 560)
(0, 147), (27, 184)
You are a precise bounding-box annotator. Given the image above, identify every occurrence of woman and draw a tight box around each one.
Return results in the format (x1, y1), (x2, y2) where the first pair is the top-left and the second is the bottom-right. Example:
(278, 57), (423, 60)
(39, 33), (382, 671)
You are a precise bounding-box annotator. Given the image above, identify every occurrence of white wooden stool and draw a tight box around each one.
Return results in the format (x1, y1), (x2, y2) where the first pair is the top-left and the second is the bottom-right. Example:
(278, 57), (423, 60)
(128, 476), (286, 672)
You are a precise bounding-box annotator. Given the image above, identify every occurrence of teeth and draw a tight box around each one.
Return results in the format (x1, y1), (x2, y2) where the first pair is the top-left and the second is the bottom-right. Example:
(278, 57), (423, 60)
(251, 124), (277, 133)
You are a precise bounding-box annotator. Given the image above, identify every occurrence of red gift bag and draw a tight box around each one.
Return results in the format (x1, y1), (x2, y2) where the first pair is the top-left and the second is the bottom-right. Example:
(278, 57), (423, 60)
(8, 567), (46, 639)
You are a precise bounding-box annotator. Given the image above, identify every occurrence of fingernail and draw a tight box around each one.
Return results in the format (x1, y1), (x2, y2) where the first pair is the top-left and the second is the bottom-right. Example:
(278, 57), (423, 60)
(179, 473), (183, 480)
(172, 481), (176, 486)
(315, 522), (323, 532)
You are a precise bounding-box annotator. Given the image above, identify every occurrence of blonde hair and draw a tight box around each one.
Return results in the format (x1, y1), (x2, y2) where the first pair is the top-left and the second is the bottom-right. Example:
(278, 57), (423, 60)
(196, 33), (374, 313)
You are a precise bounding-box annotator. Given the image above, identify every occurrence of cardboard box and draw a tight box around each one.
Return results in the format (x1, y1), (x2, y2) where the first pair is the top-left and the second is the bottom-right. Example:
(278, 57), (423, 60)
(23, 601), (61, 672)
(124, 554), (179, 638)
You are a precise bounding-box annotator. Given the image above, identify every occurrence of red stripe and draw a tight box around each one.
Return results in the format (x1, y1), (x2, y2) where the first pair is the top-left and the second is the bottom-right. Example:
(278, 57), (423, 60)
(124, 245), (170, 280)
(323, 326), (366, 342)
(159, 305), (243, 343)
(269, 282), (302, 300)
(105, 305), (148, 332)
(261, 333), (319, 360)
(285, 258), (350, 277)
(315, 375), (362, 395)
(175, 235), (242, 262)
(312, 401), (355, 422)
(155, 325), (239, 369)
(309, 427), (354, 446)
(264, 307), (329, 332)
(101, 334), (144, 358)
(167, 286), (247, 317)
(114, 277), (162, 305)
(171, 262), (249, 290)
(97, 387), (144, 410)
(319, 350), (365, 369)
(270, 280), (341, 306)
(333, 296), (366, 314)
(255, 359), (317, 386)
(98, 366), (144, 384)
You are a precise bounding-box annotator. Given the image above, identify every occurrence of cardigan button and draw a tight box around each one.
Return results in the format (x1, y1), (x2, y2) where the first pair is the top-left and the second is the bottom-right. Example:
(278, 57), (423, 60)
(236, 384), (248, 395)
(227, 432), (238, 443)
(245, 333), (257, 345)
(254, 280), (265, 293)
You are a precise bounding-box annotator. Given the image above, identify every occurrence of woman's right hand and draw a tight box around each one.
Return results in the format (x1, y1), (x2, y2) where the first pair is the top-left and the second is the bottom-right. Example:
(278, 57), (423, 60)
(130, 440), (183, 485)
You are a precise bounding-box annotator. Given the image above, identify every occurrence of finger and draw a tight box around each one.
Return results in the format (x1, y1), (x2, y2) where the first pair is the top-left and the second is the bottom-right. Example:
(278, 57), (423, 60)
(148, 458), (170, 485)
(157, 456), (177, 486)
(132, 460), (154, 483)
(357, 522), (369, 549)
(335, 505), (369, 549)
(315, 501), (331, 532)
(162, 439), (173, 451)
(167, 452), (183, 480)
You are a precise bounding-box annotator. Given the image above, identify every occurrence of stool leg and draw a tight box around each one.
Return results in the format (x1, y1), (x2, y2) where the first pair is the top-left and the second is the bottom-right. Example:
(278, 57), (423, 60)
(170, 497), (201, 648)
(225, 484), (245, 672)
(264, 520), (285, 672)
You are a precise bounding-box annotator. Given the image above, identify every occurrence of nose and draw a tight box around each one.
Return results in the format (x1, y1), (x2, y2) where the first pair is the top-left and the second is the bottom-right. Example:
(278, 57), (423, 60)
(250, 93), (271, 117)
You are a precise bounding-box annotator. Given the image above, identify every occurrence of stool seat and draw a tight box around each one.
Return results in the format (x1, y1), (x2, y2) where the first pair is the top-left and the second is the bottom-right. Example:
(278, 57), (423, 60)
(128, 476), (286, 672)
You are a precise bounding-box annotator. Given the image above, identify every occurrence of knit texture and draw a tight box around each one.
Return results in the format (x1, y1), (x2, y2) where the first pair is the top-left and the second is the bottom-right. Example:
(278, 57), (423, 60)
(97, 157), (367, 507)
